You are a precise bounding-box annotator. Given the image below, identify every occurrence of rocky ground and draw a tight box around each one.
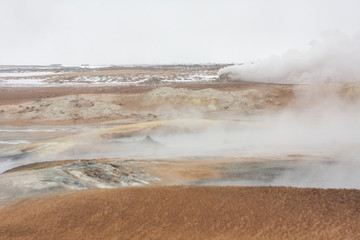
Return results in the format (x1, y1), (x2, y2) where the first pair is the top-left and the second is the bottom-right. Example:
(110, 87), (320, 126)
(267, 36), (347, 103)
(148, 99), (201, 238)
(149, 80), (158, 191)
(1, 65), (360, 239)
(0, 84), (293, 125)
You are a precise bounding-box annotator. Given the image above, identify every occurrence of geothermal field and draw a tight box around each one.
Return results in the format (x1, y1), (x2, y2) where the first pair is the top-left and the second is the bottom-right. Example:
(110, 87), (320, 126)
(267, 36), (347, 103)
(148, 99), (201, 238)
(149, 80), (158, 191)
(0, 62), (360, 239)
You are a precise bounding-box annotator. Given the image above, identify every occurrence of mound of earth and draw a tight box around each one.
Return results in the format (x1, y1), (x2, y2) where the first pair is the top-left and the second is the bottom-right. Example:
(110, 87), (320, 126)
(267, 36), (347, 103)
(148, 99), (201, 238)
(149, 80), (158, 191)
(1, 186), (359, 240)
(0, 85), (292, 125)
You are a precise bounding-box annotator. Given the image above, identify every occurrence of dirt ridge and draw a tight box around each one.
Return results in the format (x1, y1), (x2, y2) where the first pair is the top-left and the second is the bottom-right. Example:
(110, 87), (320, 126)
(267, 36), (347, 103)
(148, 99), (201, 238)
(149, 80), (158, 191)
(1, 186), (360, 240)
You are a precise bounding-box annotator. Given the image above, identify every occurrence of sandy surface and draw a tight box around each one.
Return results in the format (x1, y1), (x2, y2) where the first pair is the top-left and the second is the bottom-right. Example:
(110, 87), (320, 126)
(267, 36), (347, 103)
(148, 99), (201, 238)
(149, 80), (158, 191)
(1, 186), (360, 240)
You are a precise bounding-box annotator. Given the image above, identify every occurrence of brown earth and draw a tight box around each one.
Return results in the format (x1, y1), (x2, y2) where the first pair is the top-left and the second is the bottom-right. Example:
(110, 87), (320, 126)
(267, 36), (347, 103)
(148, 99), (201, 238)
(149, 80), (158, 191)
(2, 156), (239, 185)
(2, 67), (360, 240)
(0, 81), (285, 106)
(1, 186), (360, 240)
(0, 82), (294, 126)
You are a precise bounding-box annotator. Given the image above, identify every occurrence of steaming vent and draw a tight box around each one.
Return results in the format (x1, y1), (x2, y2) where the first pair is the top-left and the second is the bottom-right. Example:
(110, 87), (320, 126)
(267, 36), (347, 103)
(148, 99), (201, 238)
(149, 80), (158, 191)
(140, 135), (161, 146)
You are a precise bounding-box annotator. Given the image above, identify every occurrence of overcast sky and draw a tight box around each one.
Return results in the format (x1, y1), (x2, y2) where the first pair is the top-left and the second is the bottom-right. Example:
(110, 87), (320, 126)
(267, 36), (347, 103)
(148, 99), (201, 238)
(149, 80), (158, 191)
(0, 0), (359, 65)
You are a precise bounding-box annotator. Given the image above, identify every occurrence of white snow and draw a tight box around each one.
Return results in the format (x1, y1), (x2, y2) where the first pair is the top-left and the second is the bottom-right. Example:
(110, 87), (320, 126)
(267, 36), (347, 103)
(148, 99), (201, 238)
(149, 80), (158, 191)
(0, 128), (57, 132)
(0, 140), (30, 145)
(0, 71), (217, 87)
(0, 78), (48, 87)
(0, 72), (60, 77)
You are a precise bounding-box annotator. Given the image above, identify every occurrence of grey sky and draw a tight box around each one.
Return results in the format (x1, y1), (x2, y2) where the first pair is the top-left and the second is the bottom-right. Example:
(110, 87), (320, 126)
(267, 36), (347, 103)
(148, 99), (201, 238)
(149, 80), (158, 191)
(0, 0), (359, 65)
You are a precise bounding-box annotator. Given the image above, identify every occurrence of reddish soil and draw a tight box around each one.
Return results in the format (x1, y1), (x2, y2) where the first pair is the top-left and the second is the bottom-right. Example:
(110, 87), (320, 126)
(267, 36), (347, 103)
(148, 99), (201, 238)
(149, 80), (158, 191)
(1, 68), (359, 240)
(1, 186), (359, 240)
(0, 81), (291, 106)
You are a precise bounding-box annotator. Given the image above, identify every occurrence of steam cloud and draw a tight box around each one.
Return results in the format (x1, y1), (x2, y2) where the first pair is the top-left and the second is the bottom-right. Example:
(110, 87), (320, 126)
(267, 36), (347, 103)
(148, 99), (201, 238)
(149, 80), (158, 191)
(218, 30), (360, 84)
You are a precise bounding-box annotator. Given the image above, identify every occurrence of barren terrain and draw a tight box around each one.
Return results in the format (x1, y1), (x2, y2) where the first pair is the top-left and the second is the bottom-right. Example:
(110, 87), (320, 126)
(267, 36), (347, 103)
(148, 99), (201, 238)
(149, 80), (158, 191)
(1, 65), (360, 239)
(1, 186), (360, 240)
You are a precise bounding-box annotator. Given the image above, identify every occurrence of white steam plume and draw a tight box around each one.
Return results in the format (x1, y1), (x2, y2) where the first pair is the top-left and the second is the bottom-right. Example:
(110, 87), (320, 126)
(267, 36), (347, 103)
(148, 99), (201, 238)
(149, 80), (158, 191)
(218, 30), (360, 84)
